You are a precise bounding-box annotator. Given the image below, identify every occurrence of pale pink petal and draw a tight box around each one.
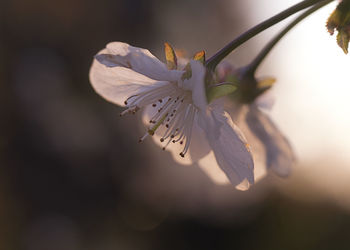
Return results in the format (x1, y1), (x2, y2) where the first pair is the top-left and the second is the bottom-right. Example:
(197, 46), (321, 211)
(96, 42), (183, 82)
(227, 104), (268, 182)
(89, 57), (170, 106)
(188, 116), (211, 162)
(198, 106), (255, 189)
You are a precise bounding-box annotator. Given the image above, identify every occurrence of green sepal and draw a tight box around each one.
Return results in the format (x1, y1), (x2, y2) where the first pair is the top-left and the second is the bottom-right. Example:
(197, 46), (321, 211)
(207, 83), (238, 103)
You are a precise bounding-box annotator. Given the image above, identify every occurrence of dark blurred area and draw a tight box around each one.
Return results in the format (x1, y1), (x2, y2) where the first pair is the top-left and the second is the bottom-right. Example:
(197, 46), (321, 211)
(1, 0), (350, 249)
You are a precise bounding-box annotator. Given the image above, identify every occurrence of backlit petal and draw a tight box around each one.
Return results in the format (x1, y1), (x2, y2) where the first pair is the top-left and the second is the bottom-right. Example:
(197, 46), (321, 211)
(90, 56), (169, 106)
(188, 117), (211, 162)
(228, 104), (268, 182)
(97, 42), (183, 82)
(198, 105), (255, 189)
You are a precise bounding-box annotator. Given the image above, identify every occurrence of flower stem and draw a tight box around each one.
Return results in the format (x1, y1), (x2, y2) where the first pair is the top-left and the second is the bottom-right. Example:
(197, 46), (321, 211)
(205, 0), (335, 71)
(247, 0), (334, 74)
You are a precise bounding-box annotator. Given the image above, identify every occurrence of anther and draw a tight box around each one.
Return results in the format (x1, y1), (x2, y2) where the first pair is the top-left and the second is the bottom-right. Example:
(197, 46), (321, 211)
(160, 138), (164, 142)
(139, 133), (148, 143)
(180, 152), (185, 158)
(180, 141), (183, 145)
(158, 99), (163, 103)
(152, 104), (156, 107)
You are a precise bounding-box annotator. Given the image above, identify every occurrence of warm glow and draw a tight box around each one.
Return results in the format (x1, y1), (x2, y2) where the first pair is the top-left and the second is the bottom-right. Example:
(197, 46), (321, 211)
(251, 1), (350, 206)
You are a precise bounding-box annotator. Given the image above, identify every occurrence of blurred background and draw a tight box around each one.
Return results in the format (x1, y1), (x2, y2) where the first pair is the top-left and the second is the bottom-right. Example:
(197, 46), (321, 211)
(2, 0), (350, 249)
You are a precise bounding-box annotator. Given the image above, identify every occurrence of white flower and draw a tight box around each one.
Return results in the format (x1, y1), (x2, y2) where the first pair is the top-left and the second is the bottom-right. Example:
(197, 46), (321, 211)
(199, 63), (295, 185)
(89, 42), (254, 189)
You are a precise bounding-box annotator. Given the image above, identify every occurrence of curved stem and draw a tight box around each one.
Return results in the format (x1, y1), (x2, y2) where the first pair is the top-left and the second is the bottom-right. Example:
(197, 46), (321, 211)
(247, 0), (333, 74)
(205, 0), (334, 71)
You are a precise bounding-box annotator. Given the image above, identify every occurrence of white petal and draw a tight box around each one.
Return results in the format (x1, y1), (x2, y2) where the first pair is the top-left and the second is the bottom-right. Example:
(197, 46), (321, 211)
(198, 106), (255, 189)
(184, 60), (207, 112)
(89, 57), (169, 106)
(228, 104), (268, 182)
(97, 42), (183, 82)
(246, 104), (295, 177)
(197, 107), (263, 189)
(188, 116), (211, 162)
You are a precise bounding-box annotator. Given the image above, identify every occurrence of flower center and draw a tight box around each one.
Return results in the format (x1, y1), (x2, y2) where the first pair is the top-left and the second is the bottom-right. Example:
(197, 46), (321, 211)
(121, 83), (197, 158)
